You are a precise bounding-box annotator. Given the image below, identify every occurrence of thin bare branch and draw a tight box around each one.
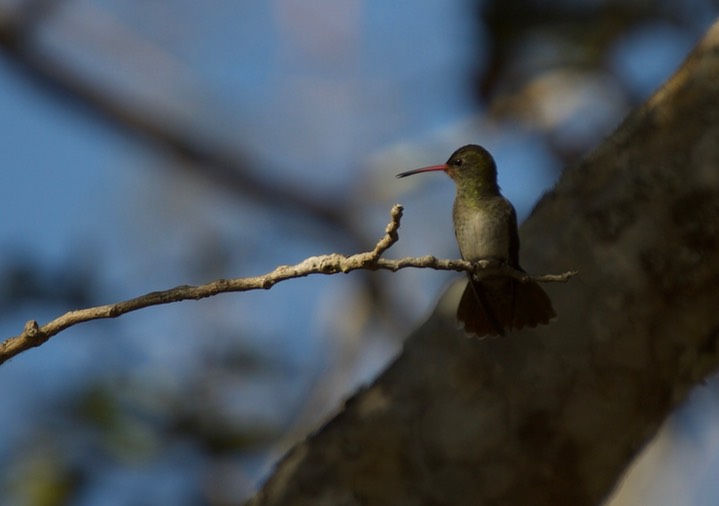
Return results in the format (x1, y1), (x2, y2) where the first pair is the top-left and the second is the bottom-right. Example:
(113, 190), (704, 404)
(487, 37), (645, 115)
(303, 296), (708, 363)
(0, 204), (576, 365)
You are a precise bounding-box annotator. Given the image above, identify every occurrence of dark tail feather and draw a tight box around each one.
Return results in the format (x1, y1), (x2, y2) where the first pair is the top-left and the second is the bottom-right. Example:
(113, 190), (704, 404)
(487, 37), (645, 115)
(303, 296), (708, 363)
(457, 277), (556, 338)
(511, 278), (556, 331)
(457, 279), (507, 337)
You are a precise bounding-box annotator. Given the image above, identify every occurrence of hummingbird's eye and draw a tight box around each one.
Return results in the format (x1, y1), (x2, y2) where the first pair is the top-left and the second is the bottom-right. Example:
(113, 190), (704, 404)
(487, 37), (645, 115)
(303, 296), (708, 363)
(452, 158), (463, 167)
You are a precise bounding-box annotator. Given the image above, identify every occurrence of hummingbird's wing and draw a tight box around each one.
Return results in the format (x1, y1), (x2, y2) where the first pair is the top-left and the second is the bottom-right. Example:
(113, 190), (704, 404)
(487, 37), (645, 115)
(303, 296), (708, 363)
(507, 201), (520, 267)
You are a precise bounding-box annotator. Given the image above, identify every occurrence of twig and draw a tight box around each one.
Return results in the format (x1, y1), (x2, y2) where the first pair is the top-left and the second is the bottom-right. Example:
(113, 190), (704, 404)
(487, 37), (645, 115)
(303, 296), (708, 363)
(0, 204), (576, 365)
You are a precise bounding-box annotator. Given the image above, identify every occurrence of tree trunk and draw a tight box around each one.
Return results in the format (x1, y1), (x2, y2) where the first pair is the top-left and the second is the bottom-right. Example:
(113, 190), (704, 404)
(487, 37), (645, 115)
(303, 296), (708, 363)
(248, 19), (719, 506)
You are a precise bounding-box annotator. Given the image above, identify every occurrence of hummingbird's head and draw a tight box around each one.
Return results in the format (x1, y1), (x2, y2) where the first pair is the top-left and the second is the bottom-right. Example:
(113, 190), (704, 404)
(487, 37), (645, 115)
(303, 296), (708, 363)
(443, 144), (497, 186)
(396, 144), (498, 190)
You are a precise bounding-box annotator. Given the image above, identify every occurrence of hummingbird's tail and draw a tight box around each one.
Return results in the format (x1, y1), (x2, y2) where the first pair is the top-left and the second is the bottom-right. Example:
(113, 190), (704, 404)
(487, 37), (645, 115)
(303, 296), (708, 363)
(457, 274), (556, 338)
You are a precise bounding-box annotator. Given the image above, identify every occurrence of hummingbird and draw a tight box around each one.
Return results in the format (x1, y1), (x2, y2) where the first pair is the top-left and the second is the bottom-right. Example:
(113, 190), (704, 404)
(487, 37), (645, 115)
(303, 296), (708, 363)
(396, 144), (555, 338)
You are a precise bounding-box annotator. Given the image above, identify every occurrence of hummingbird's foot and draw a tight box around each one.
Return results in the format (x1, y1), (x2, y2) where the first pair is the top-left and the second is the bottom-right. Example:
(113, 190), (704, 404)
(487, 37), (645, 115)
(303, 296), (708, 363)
(469, 257), (506, 271)
(467, 258), (505, 280)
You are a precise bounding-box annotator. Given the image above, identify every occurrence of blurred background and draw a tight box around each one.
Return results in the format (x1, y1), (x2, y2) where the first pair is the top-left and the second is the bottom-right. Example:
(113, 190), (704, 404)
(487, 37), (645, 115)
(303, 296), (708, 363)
(1, 0), (718, 504)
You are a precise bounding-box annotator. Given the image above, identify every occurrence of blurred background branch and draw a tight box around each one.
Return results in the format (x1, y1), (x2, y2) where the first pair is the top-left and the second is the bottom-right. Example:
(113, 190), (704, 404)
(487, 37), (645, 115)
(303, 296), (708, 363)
(0, 0), (358, 239)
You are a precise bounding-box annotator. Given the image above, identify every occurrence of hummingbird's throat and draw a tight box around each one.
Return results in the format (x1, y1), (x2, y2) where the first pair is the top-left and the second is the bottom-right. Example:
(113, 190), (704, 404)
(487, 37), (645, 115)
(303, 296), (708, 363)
(454, 179), (500, 202)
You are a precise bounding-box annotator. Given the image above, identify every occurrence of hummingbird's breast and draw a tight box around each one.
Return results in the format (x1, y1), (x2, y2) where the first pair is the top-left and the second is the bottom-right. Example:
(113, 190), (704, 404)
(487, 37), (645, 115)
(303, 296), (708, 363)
(452, 194), (517, 263)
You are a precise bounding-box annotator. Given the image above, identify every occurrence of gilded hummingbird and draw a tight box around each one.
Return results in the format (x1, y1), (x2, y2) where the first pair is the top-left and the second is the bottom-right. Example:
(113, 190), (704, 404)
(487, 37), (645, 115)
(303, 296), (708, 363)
(396, 144), (555, 338)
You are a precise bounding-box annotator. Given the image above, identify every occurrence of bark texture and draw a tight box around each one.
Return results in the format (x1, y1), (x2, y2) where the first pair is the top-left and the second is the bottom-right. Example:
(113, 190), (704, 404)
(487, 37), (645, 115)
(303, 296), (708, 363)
(248, 20), (719, 506)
